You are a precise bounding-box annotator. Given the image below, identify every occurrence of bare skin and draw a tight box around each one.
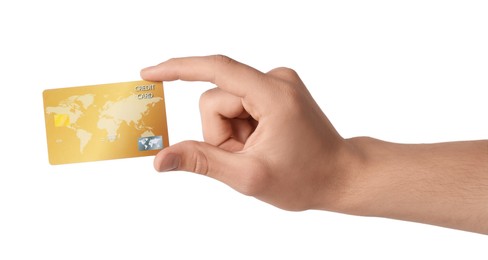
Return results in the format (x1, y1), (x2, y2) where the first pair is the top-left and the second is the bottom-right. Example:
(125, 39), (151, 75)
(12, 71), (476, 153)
(141, 55), (488, 234)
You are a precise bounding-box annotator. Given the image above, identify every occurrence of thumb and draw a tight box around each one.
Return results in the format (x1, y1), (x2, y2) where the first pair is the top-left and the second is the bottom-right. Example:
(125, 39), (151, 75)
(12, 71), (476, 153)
(154, 141), (267, 195)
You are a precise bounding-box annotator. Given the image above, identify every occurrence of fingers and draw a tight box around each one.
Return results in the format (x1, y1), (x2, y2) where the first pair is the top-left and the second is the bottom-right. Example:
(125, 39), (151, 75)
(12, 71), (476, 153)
(141, 55), (267, 99)
(154, 141), (268, 196)
(199, 88), (251, 146)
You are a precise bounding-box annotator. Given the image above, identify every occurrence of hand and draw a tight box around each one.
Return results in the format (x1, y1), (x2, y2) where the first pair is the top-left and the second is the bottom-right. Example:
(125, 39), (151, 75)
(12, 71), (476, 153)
(141, 55), (357, 211)
(141, 55), (488, 234)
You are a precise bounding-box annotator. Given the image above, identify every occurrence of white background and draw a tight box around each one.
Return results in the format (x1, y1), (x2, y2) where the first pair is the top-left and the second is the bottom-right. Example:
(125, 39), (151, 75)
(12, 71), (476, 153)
(1, 0), (487, 259)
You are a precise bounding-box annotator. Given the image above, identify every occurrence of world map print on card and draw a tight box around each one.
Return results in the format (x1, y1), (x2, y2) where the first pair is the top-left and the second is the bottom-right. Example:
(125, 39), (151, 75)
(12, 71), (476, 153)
(43, 81), (169, 165)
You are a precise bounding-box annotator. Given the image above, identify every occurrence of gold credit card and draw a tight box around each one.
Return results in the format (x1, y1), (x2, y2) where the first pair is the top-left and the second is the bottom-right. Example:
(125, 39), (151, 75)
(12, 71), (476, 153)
(43, 80), (169, 165)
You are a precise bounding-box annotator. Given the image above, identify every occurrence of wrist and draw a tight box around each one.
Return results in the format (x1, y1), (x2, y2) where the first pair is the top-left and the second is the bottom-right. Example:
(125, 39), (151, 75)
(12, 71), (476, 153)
(312, 136), (372, 214)
(326, 137), (390, 216)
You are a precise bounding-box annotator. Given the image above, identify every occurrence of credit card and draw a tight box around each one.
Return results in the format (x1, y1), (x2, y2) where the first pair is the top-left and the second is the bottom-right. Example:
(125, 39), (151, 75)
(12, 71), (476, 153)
(43, 80), (169, 165)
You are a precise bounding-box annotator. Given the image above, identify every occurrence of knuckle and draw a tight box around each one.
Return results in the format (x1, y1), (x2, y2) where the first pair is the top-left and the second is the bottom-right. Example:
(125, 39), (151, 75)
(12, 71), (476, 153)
(268, 69), (307, 108)
(268, 67), (300, 82)
(266, 67), (307, 107)
(180, 141), (210, 175)
(212, 54), (234, 66)
(199, 88), (218, 109)
(191, 149), (209, 175)
(209, 55), (234, 86)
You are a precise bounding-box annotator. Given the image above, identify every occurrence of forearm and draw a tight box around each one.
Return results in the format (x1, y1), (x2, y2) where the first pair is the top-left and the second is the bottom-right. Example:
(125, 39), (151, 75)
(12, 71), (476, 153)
(344, 137), (488, 234)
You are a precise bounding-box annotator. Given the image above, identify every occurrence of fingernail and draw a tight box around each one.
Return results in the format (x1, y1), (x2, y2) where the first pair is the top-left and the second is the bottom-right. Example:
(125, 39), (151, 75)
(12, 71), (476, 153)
(157, 153), (180, 172)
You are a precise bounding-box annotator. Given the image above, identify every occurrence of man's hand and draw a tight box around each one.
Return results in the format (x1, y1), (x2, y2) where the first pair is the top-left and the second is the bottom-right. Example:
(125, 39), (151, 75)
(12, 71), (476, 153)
(141, 55), (488, 234)
(141, 55), (356, 212)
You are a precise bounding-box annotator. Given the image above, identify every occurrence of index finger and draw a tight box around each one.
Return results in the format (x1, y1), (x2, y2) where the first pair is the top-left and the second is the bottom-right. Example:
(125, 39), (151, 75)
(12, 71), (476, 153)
(140, 55), (266, 99)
